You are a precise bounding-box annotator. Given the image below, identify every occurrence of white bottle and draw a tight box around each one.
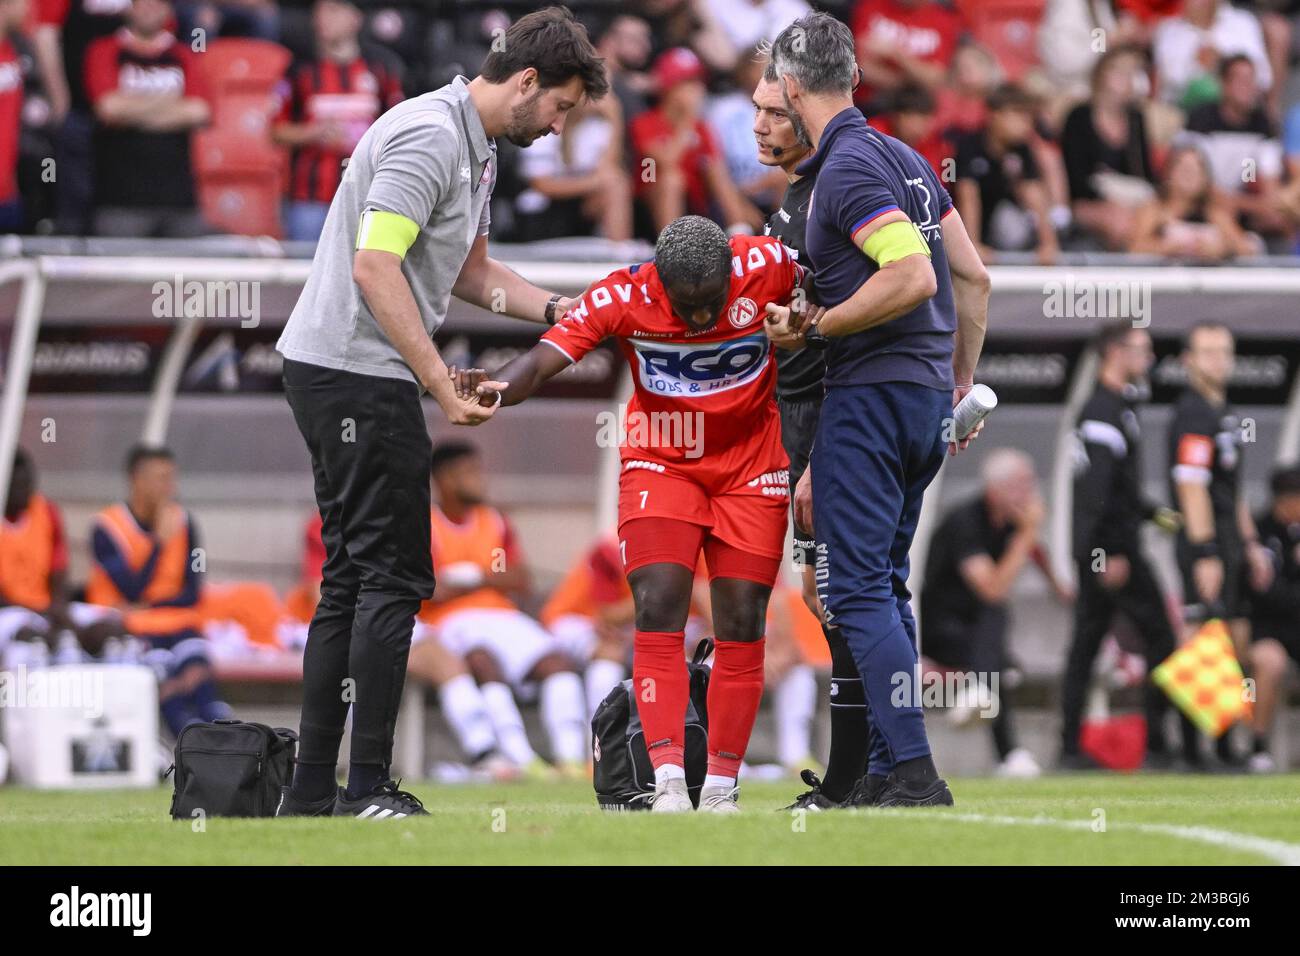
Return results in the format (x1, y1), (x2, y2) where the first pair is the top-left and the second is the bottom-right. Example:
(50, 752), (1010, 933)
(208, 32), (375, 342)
(953, 384), (998, 440)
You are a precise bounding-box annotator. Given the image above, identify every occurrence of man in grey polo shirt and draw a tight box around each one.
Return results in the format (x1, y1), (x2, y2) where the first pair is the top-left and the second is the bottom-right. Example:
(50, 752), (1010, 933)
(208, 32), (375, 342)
(276, 6), (608, 820)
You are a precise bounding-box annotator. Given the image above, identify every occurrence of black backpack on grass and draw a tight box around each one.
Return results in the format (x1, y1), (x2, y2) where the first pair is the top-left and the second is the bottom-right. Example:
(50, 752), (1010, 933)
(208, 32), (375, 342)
(169, 719), (298, 819)
(592, 638), (712, 811)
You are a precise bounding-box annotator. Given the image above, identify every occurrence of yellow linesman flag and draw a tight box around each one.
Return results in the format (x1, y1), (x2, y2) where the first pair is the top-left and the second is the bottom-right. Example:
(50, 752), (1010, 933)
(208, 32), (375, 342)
(1151, 619), (1252, 737)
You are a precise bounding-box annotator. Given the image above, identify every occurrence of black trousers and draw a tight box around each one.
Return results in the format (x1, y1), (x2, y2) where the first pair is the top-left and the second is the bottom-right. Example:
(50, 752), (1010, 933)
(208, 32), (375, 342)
(283, 359), (436, 769)
(1062, 552), (1181, 755)
(923, 605), (1017, 760)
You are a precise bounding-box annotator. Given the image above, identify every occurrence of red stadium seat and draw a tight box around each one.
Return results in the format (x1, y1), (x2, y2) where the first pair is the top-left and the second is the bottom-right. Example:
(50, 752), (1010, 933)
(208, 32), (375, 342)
(198, 175), (283, 238)
(208, 89), (281, 139)
(956, 0), (1046, 82)
(198, 38), (292, 94)
(194, 128), (280, 176)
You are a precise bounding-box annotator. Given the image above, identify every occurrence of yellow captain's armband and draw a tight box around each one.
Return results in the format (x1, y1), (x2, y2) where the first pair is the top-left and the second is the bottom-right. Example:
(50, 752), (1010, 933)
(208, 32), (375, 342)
(355, 209), (420, 258)
(861, 219), (930, 266)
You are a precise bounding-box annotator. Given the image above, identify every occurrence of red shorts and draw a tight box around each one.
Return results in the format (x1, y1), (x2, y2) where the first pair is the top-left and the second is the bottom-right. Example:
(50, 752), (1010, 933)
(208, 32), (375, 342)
(617, 463), (788, 586)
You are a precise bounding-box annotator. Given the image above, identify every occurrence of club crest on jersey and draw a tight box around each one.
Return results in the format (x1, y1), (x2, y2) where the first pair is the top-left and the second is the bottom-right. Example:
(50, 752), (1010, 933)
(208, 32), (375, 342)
(728, 297), (758, 329)
(632, 332), (769, 396)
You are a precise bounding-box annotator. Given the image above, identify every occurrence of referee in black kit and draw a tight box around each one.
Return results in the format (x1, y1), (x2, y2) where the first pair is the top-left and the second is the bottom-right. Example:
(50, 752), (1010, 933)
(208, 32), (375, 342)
(1062, 321), (1195, 770)
(274, 8), (608, 819)
(1168, 320), (1274, 768)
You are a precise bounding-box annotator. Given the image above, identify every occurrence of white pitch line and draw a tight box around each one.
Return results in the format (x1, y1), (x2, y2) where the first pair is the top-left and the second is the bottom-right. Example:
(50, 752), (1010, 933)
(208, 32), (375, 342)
(868, 810), (1300, 866)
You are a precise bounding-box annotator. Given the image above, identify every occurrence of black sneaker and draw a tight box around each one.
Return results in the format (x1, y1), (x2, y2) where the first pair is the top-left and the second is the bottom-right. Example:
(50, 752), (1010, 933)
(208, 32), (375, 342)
(333, 779), (429, 819)
(843, 773), (889, 808)
(275, 786), (337, 817)
(874, 773), (954, 808)
(1056, 751), (1104, 772)
(1142, 749), (1179, 773)
(780, 770), (842, 811)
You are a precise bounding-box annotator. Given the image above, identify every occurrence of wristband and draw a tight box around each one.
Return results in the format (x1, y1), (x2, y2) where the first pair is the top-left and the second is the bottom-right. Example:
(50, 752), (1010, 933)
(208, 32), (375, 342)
(804, 322), (829, 351)
(483, 389), (503, 409)
(544, 294), (563, 325)
(1188, 540), (1220, 561)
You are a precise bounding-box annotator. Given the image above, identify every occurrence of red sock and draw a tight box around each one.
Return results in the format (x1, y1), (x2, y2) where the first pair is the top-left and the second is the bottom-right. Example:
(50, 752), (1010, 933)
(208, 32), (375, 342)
(632, 630), (689, 770)
(706, 638), (766, 778)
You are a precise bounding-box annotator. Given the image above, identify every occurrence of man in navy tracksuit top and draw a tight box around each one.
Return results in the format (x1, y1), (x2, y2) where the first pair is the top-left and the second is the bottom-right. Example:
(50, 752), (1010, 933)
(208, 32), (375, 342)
(765, 13), (991, 806)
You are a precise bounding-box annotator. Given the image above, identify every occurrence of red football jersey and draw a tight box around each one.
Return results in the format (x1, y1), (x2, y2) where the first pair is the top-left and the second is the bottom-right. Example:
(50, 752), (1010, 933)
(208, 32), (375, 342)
(542, 234), (803, 486)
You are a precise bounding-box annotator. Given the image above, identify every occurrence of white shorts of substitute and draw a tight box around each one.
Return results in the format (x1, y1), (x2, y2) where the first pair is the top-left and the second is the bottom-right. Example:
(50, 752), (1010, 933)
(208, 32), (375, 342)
(422, 608), (561, 688)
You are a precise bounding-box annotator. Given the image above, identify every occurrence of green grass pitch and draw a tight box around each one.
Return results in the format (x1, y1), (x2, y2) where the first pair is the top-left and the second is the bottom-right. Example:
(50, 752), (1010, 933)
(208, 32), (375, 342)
(2, 775), (1299, 865)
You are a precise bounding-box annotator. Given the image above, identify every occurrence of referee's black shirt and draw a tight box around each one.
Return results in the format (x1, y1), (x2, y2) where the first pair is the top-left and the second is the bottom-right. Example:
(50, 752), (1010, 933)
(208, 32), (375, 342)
(1167, 387), (1244, 550)
(764, 174), (824, 402)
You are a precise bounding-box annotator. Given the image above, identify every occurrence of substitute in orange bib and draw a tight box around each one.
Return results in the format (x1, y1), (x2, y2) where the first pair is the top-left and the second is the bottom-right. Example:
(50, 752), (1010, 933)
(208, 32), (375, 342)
(416, 442), (588, 777)
(541, 534), (635, 717)
(0, 449), (125, 666)
(87, 444), (230, 735)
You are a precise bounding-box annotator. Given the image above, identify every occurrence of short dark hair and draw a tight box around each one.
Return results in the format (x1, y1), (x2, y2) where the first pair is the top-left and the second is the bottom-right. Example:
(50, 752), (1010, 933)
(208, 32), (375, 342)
(126, 443), (174, 475)
(1271, 465), (1300, 498)
(655, 216), (732, 291)
(431, 441), (478, 475)
(479, 6), (609, 100)
(891, 83), (935, 116)
(1093, 319), (1141, 358)
(986, 83), (1036, 113)
(1219, 53), (1254, 81)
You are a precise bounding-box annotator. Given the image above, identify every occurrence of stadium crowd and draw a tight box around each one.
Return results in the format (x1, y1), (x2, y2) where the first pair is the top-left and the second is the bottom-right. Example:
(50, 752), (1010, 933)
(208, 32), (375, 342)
(0, 0), (1298, 255)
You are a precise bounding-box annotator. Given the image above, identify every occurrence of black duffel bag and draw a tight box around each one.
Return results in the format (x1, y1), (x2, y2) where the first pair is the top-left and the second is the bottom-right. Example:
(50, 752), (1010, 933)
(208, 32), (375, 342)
(169, 719), (298, 819)
(592, 638), (713, 811)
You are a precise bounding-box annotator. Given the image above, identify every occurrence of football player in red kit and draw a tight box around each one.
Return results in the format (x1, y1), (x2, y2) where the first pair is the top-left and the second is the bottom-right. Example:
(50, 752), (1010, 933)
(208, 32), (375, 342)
(465, 215), (807, 812)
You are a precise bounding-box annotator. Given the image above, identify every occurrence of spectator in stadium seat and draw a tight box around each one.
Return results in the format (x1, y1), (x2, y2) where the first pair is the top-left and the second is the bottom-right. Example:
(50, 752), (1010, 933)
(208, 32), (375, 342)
(592, 14), (653, 129)
(705, 46), (789, 214)
(1184, 55), (1299, 245)
(0, 0), (25, 232)
(83, 0), (212, 237)
(1037, 0), (1150, 107)
(691, 0), (811, 74)
(86, 444), (231, 736)
(953, 84), (1059, 263)
(629, 46), (763, 236)
(514, 89), (632, 241)
(541, 534), (635, 718)
(1152, 0), (1272, 111)
(1060, 46), (1155, 251)
(31, 0), (129, 235)
(7, 0), (59, 233)
(271, 0), (404, 242)
(850, 0), (967, 116)
(873, 83), (953, 185)
(418, 441), (589, 778)
(1246, 465), (1300, 774)
(174, 0), (278, 43)
(1128, 142), (1260, 260)
(920, 450), (1072, 778)
(932, 42), (998, 140)
(0, 448), (126, 667)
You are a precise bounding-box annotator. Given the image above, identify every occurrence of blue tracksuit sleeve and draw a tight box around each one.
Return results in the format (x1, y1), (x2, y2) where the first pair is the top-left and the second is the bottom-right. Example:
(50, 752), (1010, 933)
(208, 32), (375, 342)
(92, 523), (161, 602)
